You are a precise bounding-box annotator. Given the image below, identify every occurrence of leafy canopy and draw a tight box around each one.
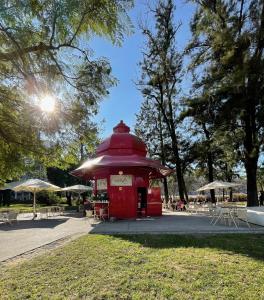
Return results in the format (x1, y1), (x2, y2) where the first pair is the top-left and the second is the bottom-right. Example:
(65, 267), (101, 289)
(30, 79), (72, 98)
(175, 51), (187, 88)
(0, 0), (133, 182)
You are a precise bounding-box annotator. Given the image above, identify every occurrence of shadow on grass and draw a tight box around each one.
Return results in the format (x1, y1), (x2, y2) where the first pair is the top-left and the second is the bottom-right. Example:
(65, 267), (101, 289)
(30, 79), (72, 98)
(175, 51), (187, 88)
(0, 218), (68, 231)
(110, 234), (264, 261)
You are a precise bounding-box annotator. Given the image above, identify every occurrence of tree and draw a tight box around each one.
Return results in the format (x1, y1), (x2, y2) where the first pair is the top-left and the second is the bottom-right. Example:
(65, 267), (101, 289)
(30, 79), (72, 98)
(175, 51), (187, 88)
(135, 99), (170, 203)
(0, 0), (133, 182)
(181, 94), (218, 202)
(187, 0), (264, 206)
(138, 0), (186, 200)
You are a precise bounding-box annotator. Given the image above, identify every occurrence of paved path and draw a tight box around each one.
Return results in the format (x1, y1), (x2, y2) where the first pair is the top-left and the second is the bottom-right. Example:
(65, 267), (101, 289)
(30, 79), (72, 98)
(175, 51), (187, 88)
(1, 211), (264, 262)
(90, 211), (264, 234)
(0, 213), (91, 262)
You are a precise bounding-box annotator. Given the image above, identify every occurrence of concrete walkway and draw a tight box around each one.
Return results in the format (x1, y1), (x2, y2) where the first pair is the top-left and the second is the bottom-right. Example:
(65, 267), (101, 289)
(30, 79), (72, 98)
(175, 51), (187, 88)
(90, 211), (264, 234)
(1, 211), (264, 262)
(0, 212), (91, 262)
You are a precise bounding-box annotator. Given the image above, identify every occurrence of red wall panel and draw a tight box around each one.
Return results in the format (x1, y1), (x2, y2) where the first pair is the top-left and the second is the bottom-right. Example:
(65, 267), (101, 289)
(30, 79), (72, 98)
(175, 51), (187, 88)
(147, 187), (162, 216)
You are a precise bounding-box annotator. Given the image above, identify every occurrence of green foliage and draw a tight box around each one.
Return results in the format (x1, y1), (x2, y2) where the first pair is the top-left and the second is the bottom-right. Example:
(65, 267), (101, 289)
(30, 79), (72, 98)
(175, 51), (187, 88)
(186, 0), (264, 206)
(36, 191), (61, 205)
(137, 0), (186, 199)
(0, 0), (133, 182)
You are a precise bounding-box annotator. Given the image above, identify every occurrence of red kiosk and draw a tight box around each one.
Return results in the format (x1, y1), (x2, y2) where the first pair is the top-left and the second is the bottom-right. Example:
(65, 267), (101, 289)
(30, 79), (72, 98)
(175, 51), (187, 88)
(71, 121), (172, 219)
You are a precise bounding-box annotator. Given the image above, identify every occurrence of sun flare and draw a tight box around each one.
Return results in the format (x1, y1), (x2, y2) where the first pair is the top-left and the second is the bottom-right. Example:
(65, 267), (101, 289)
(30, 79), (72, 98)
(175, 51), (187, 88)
(39, 95), (55, 112)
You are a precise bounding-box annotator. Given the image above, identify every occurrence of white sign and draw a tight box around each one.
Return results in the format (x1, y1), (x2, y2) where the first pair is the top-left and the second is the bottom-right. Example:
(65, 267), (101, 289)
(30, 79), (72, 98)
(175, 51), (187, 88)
(110, 175), (132, 186)
(97, 179), (107, 190)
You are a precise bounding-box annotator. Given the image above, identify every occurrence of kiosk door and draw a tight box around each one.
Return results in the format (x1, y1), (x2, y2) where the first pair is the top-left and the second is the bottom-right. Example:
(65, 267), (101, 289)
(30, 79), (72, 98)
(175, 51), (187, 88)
(137, 187), (147, 217)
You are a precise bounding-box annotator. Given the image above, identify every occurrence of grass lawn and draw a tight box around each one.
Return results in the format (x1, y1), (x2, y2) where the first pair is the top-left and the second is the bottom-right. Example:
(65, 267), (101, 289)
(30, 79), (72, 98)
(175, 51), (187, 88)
(0, 204), (36, 213)
(1, 234), (264, 299)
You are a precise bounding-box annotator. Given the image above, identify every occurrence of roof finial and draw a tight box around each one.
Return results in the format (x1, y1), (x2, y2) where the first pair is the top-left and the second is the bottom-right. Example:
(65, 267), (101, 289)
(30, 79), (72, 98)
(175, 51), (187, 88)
(113, 120), (130, 133)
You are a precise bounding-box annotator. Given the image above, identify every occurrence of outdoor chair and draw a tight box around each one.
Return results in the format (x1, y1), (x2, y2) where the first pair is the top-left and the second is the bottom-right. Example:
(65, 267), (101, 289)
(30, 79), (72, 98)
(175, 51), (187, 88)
(58, 206), (64, 215)
(6, 211), (18, 224)
(99, 208), (106, 221)
(213, 207), (238, 228)
(86, 210), (93, 218)
(39, 208), (48, 219)
(236, 208), (250, 228)
(85, 210), (94, 223)
(0, 212), (8, 224)
(186, 204), (196, 214)
(209, 206), (219, 224)
(93, 207), (100, 220)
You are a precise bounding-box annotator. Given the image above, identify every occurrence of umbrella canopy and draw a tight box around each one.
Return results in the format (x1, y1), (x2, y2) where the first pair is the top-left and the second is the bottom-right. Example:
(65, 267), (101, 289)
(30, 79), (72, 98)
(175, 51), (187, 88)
(12, 179), (61, 218)
(71, 155), (173, 179)
(13, 179), (60, 192)
(0, 180), (28, 190)
(197, 180), (241, 192)
(61, 184), (93, 193)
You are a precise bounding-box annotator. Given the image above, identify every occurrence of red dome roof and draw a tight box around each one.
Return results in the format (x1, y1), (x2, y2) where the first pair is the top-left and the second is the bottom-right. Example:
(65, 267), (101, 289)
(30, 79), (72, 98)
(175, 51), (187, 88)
(71, 120), (173, 180)
(96, 120), (147, 157)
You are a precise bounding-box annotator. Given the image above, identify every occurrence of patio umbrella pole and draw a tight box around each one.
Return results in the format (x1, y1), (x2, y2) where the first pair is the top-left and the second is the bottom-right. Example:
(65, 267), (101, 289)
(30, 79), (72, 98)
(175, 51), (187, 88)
(33, 192), (37, 220)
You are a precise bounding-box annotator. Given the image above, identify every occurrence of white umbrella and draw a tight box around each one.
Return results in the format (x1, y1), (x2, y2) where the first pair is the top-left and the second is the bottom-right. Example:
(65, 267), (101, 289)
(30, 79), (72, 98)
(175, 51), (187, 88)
(61, 185), (92, 193)
(0, 180), (28, 190)
(197, 180), (241, 192)
(12, 179), (61, 218)
(61, 184), (93, 203)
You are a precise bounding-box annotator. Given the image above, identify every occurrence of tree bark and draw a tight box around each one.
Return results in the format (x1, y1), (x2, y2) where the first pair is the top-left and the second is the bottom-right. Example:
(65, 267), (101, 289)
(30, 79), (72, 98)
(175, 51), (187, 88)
(182, 177), (189, 202)
(163, 177), (169, 204)
(202, 122), (216, 203)
(207, 151), (216, 203)
(243, 101), (259, 207)
(66, 192), (72, 206)
(245, 156), (259, 206)
(171, 135), (185, 200)
(166, 94), (186, 201)
(158, 110), (169, 204)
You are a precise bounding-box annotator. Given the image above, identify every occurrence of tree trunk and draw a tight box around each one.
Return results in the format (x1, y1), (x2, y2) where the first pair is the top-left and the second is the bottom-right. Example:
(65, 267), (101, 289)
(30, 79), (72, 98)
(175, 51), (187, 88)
(66, 192), (72, 206)
(229, 189), (233, 202)
(202, 122), (216, 203)
(167, 129), (185, 200)
(245, 157), (259, 206)
(182, 177), (189, 202)
(163, 177), (169, 204)
(158, 110), (169, 204)
(243, 99), (259, 207)
(166, 101), (186, 201)
(207, 152), (216, 203)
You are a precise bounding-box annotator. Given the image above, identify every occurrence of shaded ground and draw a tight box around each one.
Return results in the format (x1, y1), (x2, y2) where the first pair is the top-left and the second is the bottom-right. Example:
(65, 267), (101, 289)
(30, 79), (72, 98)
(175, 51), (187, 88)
(90, 211), (264, 234)
(1, 234), (264, 299)
(1, 211), (264, 262)
(0, 212), (91, 262)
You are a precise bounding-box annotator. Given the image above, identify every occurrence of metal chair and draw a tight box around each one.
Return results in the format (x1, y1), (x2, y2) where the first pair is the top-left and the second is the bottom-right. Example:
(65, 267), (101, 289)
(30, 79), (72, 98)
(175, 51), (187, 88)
(236, 208), (250, 228)
(99, 208), (106, 221)
(0, 212), (8, 224)
(7, 211), (18, 224)
(209, 206), (219, 224)
(213, 207), (238, 227)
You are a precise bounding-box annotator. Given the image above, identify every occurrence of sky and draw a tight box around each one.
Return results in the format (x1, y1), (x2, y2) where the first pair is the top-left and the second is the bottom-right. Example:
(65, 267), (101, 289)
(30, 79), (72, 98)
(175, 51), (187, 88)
(90, 0), (196, 138)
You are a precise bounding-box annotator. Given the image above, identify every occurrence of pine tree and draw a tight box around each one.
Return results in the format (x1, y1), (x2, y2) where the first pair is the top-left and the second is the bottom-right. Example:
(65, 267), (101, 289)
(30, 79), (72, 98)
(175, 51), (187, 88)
(138, 0), (186, 200)
(187, 0), (264, 206)
(135, 100), (170, 203)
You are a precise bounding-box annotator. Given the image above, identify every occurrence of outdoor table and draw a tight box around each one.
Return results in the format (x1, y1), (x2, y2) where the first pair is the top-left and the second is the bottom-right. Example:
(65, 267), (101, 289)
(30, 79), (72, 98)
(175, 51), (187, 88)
(213, 206), (238, 227)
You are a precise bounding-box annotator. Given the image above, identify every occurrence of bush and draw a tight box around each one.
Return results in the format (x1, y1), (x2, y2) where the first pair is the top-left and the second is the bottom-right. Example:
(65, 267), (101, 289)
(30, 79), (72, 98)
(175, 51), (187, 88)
(37, 191), (61, 205)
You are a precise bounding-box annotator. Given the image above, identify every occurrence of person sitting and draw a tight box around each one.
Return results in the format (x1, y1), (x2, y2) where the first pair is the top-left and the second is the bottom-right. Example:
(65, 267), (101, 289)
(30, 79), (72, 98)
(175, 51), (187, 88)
(176, 199), (185, 211)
